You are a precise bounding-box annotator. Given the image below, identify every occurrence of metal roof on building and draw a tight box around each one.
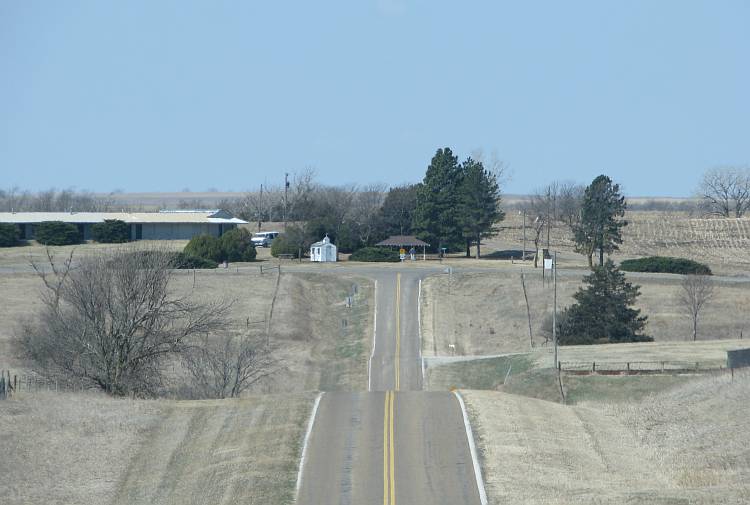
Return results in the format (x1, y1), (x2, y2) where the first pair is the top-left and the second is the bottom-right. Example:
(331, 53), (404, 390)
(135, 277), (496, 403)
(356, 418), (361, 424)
(0, 210), (247, 225)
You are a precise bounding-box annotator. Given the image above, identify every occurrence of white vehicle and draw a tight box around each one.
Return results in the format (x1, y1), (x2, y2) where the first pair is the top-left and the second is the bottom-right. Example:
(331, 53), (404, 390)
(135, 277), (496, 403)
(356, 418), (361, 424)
(251, 231), (279, 247)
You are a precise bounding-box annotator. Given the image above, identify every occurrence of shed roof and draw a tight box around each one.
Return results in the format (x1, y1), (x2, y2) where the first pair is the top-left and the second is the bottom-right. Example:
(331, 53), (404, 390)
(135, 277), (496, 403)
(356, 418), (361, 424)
(375, 235), (430, 247)
(0, 210), (247, 225)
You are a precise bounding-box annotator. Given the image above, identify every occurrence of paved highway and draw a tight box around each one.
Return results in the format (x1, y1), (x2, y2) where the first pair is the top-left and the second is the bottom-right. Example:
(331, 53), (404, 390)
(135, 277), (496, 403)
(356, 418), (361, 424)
(297, 270), (483, 505)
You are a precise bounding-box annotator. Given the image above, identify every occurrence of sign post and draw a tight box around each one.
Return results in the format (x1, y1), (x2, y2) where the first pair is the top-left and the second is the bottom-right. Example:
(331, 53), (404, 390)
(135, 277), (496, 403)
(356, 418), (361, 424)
(399, 248), (406, 261)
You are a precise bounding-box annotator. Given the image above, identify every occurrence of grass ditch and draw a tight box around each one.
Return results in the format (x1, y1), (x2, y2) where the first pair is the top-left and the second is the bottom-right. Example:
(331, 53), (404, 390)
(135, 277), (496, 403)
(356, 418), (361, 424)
(426, 354), (533, 391)
(428, 353), (705, 405)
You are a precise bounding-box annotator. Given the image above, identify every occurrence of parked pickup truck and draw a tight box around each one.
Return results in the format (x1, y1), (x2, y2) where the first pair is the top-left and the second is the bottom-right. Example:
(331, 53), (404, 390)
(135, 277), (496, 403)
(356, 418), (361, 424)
(251, 231), (279, 247)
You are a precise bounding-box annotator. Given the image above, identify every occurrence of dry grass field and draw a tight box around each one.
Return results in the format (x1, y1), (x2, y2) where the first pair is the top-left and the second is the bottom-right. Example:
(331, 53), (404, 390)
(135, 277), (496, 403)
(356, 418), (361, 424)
(421, 270), (750, 357)
(0, 391), (314, 505)
(0, 243), (374, 393)
(463, 368), (750, 504)
(0, 242), (370, 505)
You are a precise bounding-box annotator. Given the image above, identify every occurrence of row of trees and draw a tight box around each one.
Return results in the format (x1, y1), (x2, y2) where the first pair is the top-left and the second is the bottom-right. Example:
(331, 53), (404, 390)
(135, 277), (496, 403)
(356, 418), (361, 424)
(267, 148), (504, 257)
(412, 148), (504, 257)
(0, 187), (116, 212)
(524, 175), (627, 269)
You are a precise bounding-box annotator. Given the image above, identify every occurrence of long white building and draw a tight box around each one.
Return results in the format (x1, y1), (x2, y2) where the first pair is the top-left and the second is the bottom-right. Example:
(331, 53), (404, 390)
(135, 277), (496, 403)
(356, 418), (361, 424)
(0, 209), (247, 241)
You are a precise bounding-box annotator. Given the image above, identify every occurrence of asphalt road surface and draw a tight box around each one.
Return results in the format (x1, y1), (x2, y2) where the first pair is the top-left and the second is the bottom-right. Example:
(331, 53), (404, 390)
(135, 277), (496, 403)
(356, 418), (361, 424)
(297, 270), (483, 505)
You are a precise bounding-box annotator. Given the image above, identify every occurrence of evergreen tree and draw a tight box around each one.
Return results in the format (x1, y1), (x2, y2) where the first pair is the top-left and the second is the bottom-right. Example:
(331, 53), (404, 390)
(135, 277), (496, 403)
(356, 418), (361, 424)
(559, 260), (650, 345)
(457, 158), (504, 258)
(379, 184), (420, 237)
(573, 175), (627, 269)
(412, 148), (463, 253)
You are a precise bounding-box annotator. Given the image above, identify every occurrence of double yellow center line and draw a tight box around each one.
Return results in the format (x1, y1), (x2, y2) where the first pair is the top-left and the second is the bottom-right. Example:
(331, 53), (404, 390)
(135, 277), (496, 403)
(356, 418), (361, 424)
(383, 390), (396, 505)
(384, 274), (402, 504)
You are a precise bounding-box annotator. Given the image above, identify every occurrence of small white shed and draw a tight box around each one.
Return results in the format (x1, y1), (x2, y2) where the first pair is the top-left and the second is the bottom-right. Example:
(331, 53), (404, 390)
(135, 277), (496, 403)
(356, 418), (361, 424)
(310, 235), (337, 262)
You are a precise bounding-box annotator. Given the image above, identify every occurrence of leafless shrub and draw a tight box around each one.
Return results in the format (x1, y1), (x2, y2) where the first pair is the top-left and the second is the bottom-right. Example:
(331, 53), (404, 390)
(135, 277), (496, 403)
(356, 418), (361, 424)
(182, 334), (279, 399)
(679, 274), (715, 341)
(22, 246), (231, 396)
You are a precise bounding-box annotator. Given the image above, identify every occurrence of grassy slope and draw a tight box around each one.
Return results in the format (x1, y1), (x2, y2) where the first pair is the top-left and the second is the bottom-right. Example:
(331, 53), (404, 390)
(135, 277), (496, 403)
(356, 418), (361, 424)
(114, 393), (315, 505)
(0, 391), (315, 505)
(0, 392), (161, 505)
(465, 371), (750, 504)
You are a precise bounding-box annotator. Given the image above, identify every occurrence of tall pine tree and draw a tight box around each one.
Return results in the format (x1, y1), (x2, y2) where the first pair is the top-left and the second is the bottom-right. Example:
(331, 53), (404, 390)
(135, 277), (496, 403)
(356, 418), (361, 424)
(458, 158), (504, 258)
(573, 175), (627, 269)
(413, 148), (463, 253)
(559, 260), (651, 345)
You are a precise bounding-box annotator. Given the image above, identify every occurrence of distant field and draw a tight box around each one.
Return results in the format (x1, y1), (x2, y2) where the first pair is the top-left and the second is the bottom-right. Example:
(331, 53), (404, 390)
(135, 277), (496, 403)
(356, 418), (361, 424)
(487, 210), (750, 275)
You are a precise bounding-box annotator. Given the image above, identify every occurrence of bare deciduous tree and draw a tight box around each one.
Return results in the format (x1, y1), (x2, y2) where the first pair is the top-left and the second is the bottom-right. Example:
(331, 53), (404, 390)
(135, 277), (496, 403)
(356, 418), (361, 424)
(351, 183), (387, 245)
(23, 247), (231, 395)
(678, 274), (715, 341)
(182, 335), (279, 399)
(526, 190), (552, 267)
(697, 167), (750, 218)
(557, 181), (585, 226)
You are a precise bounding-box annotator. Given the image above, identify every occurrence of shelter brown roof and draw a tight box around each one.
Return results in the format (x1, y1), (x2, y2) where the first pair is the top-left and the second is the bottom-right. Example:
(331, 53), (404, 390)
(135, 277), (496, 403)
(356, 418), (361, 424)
(375, 235), (430, 247)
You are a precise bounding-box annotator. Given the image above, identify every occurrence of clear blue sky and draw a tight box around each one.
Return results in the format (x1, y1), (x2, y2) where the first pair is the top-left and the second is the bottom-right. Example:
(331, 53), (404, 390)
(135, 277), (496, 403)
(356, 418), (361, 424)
(1, 1), (748, 196)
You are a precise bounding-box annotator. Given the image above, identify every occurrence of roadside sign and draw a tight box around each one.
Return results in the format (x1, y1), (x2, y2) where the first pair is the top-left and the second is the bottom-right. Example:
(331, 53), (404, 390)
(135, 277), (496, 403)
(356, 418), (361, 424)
(544, 258), (553, 270)
(399, 248), (406, 255)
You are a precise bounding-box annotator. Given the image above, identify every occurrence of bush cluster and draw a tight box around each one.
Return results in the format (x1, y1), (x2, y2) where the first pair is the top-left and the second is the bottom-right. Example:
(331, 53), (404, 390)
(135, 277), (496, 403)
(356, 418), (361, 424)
(620, 256), (712, 275)
(0, 223), (20, 247)
(183, 229), (256, 263)
(270, 234), (302, 258)
(170, 252), (218, 269)
(91, 219), (131, 243)
(349, 247), (400, 262)
(219, 228), (257, 262)
(34, 221), (81, 245)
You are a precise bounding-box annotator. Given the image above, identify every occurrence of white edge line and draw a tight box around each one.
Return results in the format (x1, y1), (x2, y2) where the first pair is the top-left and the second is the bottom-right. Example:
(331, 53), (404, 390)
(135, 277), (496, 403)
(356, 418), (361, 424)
(453, 391), (488, 505)
(295, 392), (323, 502)
(368, 279), (378, 392)
(418, 278), (425, 385)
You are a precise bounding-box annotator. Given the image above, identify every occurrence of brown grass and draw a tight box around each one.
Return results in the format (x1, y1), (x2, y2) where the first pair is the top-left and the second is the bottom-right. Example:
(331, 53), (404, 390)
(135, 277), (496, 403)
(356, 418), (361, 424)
(0, 391), (315, 505)
(421, 270), (750, 357)
(0, 391), (161, 505)
(464, 370), (750, 504)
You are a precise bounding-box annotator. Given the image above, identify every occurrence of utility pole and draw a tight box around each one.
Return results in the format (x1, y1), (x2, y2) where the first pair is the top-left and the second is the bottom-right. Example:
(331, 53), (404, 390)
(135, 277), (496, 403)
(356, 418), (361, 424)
(258, 183), (263, 232)
(521, 209), (526, 261)
(546, 186), (552, 249)
(284, 172), (289, 229)
(553, 250), (558, 368)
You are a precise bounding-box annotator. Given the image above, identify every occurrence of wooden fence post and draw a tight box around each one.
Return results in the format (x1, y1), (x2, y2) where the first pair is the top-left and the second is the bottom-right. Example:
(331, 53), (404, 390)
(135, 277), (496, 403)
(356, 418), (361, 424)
(592, 362), (596, 373)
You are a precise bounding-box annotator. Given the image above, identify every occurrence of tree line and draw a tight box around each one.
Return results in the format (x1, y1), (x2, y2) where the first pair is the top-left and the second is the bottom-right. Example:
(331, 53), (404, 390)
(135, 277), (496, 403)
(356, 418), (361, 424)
(267, 148), (505, 257)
